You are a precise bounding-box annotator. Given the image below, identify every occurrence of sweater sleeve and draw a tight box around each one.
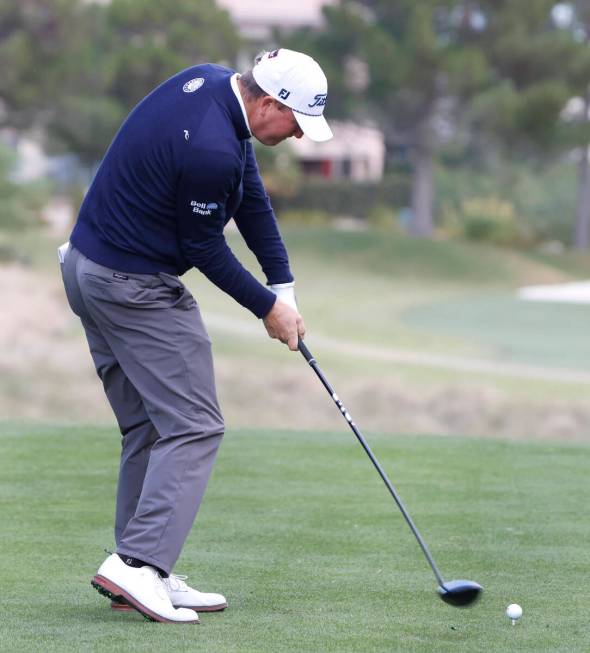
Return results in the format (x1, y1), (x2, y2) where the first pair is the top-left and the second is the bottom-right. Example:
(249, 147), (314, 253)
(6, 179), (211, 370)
(176, 149), (276, 318)
(233, 141), (294, 285)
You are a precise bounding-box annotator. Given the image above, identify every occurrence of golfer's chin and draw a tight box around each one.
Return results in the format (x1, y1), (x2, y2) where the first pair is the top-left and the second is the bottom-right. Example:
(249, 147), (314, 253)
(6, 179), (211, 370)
(253, 133), (290, 146)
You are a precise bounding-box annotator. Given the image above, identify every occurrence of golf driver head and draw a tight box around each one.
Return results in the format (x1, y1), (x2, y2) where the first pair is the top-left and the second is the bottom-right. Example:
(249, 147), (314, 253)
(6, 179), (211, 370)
(437, 579), (483, 607)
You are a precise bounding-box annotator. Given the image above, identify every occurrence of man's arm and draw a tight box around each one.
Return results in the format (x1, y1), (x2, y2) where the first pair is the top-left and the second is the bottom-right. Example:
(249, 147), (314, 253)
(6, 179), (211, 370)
(234, 141), (305, 347)
(233, 141), (294, 287)
(176, 150), (277, 318)
(177, 146), (304, 347)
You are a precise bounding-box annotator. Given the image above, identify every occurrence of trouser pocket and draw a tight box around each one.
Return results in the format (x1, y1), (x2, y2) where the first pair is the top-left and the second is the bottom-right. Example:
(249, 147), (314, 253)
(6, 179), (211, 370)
(157, 272), (197, 310)
(79, 261), (193, 310)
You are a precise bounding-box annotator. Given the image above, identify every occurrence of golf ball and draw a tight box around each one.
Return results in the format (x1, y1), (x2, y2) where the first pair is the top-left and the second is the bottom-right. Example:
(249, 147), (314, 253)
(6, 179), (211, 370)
(506, 603), (523, 622)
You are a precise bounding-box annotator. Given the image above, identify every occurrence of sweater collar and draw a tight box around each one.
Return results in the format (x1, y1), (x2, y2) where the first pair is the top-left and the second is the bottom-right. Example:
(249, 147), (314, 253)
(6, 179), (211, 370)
(230, 74), (251, 137)
(221, 72), (250, 141)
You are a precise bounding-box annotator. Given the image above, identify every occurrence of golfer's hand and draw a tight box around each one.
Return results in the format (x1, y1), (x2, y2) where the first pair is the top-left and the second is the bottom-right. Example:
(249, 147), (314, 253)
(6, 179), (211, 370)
(263, 300), (306, 351)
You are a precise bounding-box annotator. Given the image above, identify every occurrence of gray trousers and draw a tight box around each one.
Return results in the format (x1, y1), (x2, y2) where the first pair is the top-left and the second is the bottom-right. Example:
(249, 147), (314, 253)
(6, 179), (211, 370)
(61, 245), (224, 574)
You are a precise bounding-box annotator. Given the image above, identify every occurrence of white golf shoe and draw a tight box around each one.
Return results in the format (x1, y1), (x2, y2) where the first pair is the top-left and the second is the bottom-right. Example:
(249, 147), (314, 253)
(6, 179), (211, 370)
(163, 574), (228, 611)
(92, 553), (200, 623)
(111, 572), (227, 613)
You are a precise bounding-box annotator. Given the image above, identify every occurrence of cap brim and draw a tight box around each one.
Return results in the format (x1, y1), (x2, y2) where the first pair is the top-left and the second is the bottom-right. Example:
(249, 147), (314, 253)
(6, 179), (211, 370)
(293, 112), (333, 142)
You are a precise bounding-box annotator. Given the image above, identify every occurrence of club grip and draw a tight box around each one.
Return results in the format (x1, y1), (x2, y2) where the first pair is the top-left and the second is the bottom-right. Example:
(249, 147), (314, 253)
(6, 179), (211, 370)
(298, 337), (314, 363)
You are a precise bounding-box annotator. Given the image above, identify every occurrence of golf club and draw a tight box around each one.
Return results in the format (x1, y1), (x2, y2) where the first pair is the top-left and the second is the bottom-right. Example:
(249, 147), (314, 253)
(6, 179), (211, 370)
(298, 338), (482, 608)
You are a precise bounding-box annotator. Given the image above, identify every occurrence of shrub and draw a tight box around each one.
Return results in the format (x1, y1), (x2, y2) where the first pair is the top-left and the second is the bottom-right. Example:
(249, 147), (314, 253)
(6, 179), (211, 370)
(435, 159), (577, 246)
(277, 209), (334, 225)
(0, 145), (51, 231)
(270, 174), (411, 219)
(441, 196), (534, 247)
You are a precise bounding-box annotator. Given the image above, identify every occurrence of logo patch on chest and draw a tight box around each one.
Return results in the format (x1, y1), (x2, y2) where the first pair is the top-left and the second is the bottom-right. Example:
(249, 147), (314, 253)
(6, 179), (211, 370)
(183, 78), (205, 93)
(190, 201), (219, 215)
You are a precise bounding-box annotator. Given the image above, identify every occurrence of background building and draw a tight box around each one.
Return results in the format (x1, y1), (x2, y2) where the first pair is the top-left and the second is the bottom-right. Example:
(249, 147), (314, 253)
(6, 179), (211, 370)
(289, 121), (385, 182)
(217, 0), (336, 41)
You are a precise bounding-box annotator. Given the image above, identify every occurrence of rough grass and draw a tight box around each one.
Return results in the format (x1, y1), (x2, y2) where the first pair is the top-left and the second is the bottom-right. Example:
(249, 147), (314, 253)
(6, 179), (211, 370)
(1, 422), (589, 652)
(3, 225), (590, 437)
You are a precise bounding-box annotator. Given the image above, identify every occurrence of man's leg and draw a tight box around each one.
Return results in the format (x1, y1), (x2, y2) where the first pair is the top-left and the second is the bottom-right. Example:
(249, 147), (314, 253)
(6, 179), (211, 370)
(75, 254), (224, 576)
(78, 311), (227, 613)
(80, 316), (160, 545)
(61, 247), (211, 623)
(62, 246), (161, 543)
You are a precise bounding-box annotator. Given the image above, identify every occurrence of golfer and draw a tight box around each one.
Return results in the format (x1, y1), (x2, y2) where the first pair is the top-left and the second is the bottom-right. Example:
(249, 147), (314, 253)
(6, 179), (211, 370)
(59, 48), (332, 623)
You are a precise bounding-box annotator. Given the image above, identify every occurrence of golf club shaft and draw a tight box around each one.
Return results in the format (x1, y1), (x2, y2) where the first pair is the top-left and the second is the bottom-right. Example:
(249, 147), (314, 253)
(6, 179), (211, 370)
(298, 338), (446, 588)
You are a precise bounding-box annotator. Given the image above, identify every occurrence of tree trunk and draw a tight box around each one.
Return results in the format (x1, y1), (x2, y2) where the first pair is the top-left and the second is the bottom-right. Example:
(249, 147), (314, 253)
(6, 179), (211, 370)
(574, 94), (590, 249)
(574, 144), (590, 250)
(409, 121), (435, 238)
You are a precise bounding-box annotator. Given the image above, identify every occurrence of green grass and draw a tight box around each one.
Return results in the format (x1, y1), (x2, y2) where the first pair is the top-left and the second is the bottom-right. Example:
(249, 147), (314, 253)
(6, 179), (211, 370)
(7, 225), (590, 365)
(3, 224), (590, 430)
(181, 226), (590, 402)
(279, 226), (590, 283)
(1, 422), (589, 652)
(404, 293), (590, 369)
(189, 226), (590, 359)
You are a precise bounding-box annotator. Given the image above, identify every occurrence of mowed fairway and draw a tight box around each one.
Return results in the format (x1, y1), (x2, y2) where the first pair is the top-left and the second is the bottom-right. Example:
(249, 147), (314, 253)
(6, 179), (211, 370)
(1, 423), (588, 652)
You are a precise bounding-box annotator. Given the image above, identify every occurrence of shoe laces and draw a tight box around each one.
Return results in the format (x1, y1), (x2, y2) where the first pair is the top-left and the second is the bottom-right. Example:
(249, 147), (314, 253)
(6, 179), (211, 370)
(164, 573), (189, 592)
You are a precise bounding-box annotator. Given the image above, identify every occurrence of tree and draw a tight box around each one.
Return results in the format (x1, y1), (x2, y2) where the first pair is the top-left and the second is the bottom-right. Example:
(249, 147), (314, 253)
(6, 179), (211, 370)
(0, 0), (99, 132)
(289, 1), (590, 244)
(102, 0), (240, 111)
(286, 0), (492, 236)
(472, 1), (590, 249)
(0, 0), (242, 166)
(53, 0), (241, 164)
(550, 1), (590, 249)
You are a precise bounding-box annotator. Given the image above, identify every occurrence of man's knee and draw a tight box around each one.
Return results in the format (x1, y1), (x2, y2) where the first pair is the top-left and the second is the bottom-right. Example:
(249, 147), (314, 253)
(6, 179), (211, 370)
(167, 408), (224, 442)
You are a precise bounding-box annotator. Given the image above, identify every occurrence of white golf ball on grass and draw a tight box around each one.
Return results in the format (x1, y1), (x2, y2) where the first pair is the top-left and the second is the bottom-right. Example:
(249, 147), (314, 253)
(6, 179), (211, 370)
(506, 603), (523, 624)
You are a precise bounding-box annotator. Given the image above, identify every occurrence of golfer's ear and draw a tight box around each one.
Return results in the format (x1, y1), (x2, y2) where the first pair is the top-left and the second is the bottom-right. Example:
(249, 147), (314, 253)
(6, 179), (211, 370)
(258, 95), (276, 116)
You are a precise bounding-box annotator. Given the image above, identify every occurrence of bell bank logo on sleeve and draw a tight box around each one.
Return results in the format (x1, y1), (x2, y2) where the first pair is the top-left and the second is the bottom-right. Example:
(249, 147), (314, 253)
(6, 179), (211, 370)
(190, 201), (218, 215)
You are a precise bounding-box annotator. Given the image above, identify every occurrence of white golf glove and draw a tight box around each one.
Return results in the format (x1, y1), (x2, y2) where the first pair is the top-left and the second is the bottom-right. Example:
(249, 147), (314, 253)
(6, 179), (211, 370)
(270, 281), (298, 311)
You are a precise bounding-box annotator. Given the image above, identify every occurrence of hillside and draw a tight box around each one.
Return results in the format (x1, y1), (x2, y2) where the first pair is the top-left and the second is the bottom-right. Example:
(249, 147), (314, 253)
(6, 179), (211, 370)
(2, 225), (590, 439)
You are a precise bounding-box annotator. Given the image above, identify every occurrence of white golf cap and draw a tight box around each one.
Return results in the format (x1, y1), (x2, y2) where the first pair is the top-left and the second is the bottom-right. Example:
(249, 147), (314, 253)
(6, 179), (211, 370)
(252, 48), (333, 142)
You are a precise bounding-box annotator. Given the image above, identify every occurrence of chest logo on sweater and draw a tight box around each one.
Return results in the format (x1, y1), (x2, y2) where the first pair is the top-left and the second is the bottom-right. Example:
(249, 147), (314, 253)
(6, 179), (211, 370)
(191, 201), (218, 215)
(183, 77), (205, 93)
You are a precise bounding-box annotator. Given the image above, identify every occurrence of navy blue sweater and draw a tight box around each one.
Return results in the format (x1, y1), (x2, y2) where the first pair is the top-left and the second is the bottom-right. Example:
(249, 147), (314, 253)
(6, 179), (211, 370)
(70, 64), (293, 318)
